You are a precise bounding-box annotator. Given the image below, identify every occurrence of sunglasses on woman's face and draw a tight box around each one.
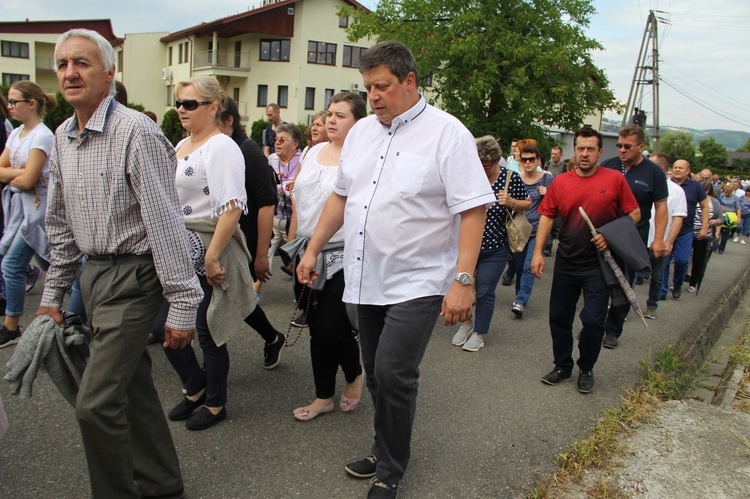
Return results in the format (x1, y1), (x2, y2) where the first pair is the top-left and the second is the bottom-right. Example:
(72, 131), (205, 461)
(175, 99), (210, 111)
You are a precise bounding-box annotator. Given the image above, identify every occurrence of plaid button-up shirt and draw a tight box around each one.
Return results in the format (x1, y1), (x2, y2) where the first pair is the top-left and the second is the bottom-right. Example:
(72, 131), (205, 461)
(41, 96), (203, 330)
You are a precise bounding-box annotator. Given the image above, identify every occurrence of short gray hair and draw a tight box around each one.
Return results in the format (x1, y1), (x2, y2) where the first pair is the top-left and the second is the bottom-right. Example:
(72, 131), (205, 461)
(276, 123), (302, 146)
(55, 29), (116, 96)
(359, 41), (419, 82)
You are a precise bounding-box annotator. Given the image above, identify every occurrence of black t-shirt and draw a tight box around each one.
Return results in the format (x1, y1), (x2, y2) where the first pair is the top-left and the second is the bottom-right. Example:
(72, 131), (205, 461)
(601, 156), (669, 244)
(232, 131), (278, 277)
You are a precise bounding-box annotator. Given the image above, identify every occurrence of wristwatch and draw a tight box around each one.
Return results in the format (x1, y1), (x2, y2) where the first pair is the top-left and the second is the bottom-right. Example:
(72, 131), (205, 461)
(455, 272), (475, 286)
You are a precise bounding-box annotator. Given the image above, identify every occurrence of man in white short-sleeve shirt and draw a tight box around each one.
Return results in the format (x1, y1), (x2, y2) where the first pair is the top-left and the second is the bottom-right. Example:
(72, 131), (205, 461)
(298, 42), (494, 498)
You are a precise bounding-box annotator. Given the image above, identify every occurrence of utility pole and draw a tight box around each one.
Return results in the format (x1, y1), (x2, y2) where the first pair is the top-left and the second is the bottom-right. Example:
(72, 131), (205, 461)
(622, 10), (661, 152)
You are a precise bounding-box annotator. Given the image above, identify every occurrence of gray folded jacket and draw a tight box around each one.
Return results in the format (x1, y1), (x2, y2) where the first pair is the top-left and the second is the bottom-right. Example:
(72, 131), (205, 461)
(5, 315), (92, 408)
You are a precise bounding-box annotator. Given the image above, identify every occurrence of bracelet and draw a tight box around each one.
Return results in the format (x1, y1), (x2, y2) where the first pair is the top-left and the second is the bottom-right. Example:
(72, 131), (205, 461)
(511, 199), (517, 210)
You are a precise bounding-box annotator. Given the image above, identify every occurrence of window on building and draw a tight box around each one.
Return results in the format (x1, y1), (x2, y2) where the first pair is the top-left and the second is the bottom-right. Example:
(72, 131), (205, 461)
(257, 85), (268, 107)
(304, 87), (315, 110)
(259, 39), (291, 62)
(1, 41), (29, 59)
(185, 42), (190, 63)
(307, 41), (336, 66)
(2, 73), (30, 86)
(117, 50), (123, 72)
(234, 41), (242, 68)
(278, 85), (289, 108)
(233, 87), (240, 103)
(177, 42), (189, 64)
(166, 85), (173, 106)
(342, 45), (366, 68)
(339, 16), (348, 28)
(168, 46), (173, 66)
(178, 44), (183, 64)
(324, 88), (335, 109)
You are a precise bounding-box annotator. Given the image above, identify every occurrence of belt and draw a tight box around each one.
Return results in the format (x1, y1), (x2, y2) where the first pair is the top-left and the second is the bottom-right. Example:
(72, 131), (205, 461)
(86, 253), (152, 264)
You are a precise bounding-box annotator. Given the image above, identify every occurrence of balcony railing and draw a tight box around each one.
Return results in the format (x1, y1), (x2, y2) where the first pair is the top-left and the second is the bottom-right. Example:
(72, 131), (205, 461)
(36, 56), (56, 72)
(193, 50), (252, 71)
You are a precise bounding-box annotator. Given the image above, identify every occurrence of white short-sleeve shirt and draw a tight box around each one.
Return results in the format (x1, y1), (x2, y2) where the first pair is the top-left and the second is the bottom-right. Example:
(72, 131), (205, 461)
(175, 133), (247, 219)
(334, 96), (495, 305)
(6, 123), (54, 177)
(648, 179), (688, 247)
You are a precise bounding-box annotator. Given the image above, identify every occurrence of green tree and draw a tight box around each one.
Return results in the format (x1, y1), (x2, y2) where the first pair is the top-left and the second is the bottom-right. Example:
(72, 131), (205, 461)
(128, 102), (145, 112)
(736, 138), (750, 152)
(340, 0), (617, 145)
(658, 131), (695, 163)
(43, 91), (75, 132)
(698, 137), (728, 170)
(160, 108), (184, 146)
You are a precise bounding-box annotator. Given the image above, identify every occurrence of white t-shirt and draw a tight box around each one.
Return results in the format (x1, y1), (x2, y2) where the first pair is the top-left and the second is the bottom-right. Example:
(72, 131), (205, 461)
(5, 123), (54, 177)
(648, 179), (688, 247)
(174, 133), (247, 220)
(334, 96), (496, 305)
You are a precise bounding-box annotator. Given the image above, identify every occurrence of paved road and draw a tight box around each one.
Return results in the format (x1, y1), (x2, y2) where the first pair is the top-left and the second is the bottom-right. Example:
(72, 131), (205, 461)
(1, 241), (748, 498)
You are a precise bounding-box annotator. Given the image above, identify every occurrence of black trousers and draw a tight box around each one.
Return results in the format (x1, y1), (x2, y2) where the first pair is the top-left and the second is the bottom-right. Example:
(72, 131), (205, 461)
(307, 270), (362, 399)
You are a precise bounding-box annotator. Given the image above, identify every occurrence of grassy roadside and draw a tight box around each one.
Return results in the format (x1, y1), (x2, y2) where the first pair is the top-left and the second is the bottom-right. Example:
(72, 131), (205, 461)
(525, 344), (704, 498)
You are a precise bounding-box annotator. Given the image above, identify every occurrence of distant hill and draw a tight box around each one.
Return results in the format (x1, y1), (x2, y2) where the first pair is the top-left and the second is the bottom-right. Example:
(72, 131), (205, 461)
(601, 118), (750, 151)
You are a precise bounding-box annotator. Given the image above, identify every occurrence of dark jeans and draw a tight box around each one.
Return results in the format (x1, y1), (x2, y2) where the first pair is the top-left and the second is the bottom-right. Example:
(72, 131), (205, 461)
(549, 271), (609, 372)
(662, 231), (693, 295)
(308, 271), (362, 399)
(474, 246), (510, 334)
(719, 227), (732, 252)
(357, 295), (443, 485)
(648, 254), (668, 308)
(160, 276), (229, 407)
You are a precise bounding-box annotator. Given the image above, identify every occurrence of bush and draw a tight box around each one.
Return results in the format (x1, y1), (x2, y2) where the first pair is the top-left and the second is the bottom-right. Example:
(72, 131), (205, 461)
(160, 109), (184, 146)
(250, 119), (270, 145)
(42, 91), (75, 132)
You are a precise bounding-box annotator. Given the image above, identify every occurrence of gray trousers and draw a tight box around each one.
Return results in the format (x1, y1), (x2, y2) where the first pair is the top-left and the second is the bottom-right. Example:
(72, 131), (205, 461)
(357, 295), (443, 485)
(78, 255), (183, 498)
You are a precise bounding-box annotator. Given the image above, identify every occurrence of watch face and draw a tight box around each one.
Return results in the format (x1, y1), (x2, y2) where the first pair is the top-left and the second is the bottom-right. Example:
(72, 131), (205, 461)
(457, 273), (473, 285)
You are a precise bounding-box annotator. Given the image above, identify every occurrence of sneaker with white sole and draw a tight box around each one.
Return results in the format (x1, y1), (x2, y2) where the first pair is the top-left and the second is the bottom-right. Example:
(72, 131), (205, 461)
(451, 323), (473, 346)
(742, 240), (747, 245)
(462, 332), (484, 352)
(511, 302), (524, 317)
(733, 236), (739, 243)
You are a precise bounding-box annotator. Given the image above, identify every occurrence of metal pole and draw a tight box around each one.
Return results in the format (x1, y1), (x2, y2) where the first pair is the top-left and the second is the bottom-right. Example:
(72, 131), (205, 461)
(651, 11), (660, 152)
(622, 17), (651, 127)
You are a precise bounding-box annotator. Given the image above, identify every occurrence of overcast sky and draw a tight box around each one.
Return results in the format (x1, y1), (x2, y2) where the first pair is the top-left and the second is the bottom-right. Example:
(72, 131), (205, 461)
(3, 0), (748, 132)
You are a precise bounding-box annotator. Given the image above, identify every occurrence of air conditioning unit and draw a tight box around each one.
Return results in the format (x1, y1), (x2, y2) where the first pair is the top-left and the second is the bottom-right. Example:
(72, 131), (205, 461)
(161, 68), (171, 80)
(351, 83), (360, 91)
(288, 7), (294, 15)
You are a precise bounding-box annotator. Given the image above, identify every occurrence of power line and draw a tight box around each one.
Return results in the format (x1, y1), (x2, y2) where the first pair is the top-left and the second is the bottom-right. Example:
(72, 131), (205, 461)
(660, 77), (750, 128)
(660, 61), (750, 114)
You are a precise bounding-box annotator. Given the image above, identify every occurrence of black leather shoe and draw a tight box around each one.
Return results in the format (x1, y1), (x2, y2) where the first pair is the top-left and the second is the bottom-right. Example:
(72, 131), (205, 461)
(672, 287), (682, 299)
(577, 370), (595, 393)
(168, 392), (206, 421)
(541, 368), (571, 385)
(186, 406), (227, 431)
(602, 333), (618, 349)
(501, 272), (514, 286)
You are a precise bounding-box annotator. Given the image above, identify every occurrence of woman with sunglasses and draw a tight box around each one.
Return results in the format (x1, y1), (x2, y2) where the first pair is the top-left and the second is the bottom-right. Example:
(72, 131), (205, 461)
(253, 122), (302, 296)
(160, 76), (251, 430)
(451, 136), (530, 352)
(511, 144), (553, 318)
(0, 80), (56, 348)
(286, 92), (366, 421)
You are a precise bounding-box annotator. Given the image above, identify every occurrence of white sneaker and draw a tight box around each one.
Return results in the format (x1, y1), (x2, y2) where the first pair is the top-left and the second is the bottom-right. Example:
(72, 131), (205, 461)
(742, 240), (747, 245)
(733, 236), (739, 243)
(462, 333), (484, 352)
(451, 323), (474, 346)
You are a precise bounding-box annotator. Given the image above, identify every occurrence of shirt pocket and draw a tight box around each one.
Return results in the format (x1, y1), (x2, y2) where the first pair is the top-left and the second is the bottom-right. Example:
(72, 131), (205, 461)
(390, 152), (429, 194)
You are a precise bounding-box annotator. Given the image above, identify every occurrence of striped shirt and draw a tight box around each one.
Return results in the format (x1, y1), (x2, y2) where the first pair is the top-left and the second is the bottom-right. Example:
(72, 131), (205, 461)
(41, 96), (203, 330)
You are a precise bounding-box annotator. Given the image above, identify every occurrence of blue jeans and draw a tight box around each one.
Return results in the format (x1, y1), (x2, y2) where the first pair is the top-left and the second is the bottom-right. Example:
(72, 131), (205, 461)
(474, 246), (510, 335)
(549, 271), (609, 372)
(740, 215), (750, 237)
(662, 231), (693, 295)
(0, 234), (49, 317)
(647, 255), (668, 308)
(513, 236), (537, 307)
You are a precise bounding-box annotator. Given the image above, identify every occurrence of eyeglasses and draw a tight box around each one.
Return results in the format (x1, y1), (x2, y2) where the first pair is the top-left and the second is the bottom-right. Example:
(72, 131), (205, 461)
(274, 137), (290, 144)
(520, 157), (538, 163)
(7, 99), (30, 108)
(175, 99), (210, 111)
(615, 143), (642, 150)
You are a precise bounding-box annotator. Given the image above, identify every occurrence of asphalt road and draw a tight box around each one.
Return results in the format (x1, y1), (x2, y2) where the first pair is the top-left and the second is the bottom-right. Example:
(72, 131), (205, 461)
(1, 240), (748, 498)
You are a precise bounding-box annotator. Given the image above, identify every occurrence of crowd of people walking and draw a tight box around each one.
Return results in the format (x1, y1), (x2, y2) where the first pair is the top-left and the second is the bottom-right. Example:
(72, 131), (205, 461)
(1, 29), (748, 499)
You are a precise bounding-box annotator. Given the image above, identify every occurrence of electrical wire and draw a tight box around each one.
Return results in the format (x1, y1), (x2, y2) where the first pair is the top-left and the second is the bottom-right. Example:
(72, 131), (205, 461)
(660, 77), (750, 128)
(660, 61), (750, 113)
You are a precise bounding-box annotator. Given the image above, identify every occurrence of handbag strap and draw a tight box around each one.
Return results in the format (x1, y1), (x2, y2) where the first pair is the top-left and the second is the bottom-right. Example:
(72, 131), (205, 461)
(502, 169), (516, 222)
